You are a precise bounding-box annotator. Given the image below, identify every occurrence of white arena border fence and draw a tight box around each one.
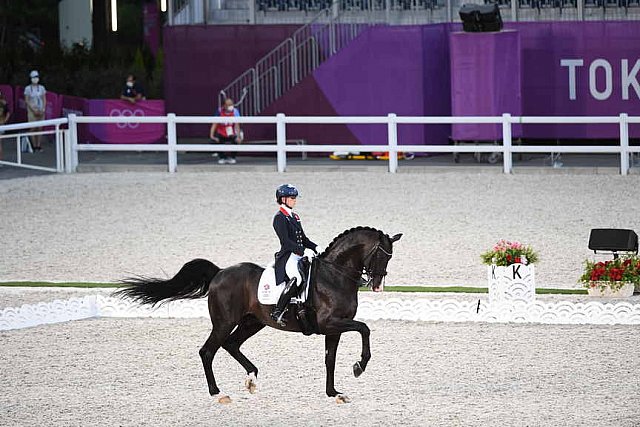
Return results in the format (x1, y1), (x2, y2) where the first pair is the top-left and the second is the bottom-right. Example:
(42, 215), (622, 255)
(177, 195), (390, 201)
(2, 113), (640, 175)
(2, 294), (640, 331)
(0, 119), (67, 173)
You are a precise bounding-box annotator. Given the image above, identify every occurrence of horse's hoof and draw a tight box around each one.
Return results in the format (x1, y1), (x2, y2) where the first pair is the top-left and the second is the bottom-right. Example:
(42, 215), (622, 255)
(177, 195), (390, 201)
(214, 394), (232, 404)
(353, 362), (363, 378)
(335, 394), (351, 404)
(245, 373), (257, 394)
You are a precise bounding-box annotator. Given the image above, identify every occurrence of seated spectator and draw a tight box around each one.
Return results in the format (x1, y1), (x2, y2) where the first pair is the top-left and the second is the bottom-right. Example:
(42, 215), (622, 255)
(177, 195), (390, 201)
(120, 74), (146, 104)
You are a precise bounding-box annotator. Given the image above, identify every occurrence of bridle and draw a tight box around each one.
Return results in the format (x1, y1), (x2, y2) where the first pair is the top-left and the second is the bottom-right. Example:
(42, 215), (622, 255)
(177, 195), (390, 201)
(360, 243), (393, 287)
(317, 241), (393, 288)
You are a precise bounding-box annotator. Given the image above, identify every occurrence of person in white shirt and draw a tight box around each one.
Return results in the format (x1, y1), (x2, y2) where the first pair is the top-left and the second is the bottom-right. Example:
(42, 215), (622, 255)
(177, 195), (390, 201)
(24, 70), (46, 152)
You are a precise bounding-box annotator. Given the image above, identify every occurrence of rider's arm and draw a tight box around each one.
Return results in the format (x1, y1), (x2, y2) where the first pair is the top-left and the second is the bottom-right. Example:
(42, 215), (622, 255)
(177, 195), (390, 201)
(273, 214), (304, 255)
(301, 231), (317, 252)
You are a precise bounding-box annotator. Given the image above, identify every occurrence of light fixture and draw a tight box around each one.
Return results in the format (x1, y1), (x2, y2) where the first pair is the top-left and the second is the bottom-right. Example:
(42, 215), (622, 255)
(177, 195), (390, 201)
(161, 0), (167, 12)
(111, 0), (118, 32)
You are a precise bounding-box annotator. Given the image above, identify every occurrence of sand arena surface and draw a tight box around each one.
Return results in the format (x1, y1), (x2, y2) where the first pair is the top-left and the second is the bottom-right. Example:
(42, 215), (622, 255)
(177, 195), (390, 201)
(1, 171), (639, 288)
(2, 171), (640, 425)
(0, 318), (638, 426)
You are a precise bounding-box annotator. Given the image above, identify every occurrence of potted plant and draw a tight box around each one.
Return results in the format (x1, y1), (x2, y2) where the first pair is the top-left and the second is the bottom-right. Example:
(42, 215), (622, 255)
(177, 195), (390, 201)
(481, 240), (539, 305)
(579, 256), (640, 298)
(481, 239), (539, 267)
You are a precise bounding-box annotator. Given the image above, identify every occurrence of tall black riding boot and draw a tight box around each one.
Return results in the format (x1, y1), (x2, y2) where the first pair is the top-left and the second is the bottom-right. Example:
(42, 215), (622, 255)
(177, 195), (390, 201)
(298, 257), (310, 290)
(270, 278), (297, 326)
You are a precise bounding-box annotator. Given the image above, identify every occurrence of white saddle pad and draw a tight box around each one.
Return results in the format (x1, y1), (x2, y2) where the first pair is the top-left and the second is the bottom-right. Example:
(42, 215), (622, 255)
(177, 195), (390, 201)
(257, 262), (311, 305)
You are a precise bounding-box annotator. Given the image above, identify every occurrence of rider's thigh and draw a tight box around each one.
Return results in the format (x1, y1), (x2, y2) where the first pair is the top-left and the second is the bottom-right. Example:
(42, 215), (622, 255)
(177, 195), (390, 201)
(285, 253), (303, 283)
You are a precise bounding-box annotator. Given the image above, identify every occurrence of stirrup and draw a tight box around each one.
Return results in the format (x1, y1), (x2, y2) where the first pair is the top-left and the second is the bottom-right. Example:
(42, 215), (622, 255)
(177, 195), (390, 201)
(271, 310), (287, 326)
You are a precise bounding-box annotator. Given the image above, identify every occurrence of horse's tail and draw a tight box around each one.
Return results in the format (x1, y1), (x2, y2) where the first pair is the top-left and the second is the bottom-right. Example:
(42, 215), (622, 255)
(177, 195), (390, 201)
(114, 258), (221, 306)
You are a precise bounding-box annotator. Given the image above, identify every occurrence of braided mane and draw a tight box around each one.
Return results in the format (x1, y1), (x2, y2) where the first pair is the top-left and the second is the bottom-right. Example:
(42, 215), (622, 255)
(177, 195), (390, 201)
(320, 226), (385, 258)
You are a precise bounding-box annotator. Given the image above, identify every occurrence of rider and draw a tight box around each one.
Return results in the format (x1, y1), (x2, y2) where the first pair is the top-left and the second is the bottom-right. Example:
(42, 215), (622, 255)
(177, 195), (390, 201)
(270, 184), (321, 326)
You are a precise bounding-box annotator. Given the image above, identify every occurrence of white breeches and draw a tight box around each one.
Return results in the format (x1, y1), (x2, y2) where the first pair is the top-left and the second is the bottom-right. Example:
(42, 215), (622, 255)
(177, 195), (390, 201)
(285, 253), (303, 285)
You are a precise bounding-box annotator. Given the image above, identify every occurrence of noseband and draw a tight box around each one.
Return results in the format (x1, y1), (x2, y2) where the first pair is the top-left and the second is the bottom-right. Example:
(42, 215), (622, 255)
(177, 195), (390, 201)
(360, 243), (393, 287)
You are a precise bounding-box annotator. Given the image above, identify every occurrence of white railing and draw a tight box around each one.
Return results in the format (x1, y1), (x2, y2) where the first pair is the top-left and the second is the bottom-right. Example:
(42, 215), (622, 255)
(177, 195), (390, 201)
(1, 113), (639, 175)
(0, 119), (68, 173)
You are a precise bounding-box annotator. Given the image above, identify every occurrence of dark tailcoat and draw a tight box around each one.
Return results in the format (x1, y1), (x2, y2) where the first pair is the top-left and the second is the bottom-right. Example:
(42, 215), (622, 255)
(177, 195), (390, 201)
(273, 207), (317, 284)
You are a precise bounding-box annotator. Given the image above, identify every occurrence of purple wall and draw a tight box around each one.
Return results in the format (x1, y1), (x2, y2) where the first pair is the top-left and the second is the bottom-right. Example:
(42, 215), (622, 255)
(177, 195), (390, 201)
(164, 25), (300, 136)
(314, 25), (452, 146)
(504, 21), (640, 139)
(248, 75), (360, 145)
(450, 30), (522, 141)
(164, 21), (640, 143)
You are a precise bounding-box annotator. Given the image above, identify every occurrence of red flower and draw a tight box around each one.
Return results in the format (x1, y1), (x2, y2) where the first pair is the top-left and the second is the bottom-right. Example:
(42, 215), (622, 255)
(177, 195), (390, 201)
(506, 254), (512, 262)
(515, 257), (521, 263)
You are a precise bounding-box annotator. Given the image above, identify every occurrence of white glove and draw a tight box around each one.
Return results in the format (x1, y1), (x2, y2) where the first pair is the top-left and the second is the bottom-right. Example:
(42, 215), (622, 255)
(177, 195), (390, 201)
(314, 245), (324, 255)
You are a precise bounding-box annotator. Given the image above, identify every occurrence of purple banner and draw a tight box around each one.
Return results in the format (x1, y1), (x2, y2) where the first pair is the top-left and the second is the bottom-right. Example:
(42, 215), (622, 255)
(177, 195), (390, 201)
(61, 95), (86, 118)
(507, 21), (640, 139)
(450, 30), (522, 141)
(61, 95), (91, 143)
(86, 100), (166, 144)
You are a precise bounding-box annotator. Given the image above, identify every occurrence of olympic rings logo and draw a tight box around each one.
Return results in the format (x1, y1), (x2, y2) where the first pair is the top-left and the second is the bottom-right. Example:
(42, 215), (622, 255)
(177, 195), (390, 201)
(109, 108), (145, 129)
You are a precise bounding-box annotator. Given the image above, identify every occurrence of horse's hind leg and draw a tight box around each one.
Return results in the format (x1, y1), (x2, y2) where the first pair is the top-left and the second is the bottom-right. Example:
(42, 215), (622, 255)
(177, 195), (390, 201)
(199, 323), (235, 400)
(222, 315), (265, 393)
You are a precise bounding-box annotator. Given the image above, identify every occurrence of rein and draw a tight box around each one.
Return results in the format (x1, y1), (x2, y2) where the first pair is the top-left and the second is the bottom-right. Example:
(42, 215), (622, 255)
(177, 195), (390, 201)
(317, 242), (392, 288)
(315, 257), (363, 284)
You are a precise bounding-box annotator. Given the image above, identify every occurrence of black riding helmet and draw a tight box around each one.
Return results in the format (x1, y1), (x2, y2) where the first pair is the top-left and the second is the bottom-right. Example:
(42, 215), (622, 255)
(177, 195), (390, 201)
(276, 184), (298, 203)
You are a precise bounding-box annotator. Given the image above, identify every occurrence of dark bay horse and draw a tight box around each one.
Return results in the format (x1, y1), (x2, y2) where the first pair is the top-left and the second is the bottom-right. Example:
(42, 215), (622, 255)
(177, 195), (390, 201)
(115, 227), (402, 403)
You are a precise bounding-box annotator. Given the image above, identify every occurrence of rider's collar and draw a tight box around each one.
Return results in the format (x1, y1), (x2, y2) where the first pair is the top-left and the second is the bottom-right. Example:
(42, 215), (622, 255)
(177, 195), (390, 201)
(279, 204), (293, 216)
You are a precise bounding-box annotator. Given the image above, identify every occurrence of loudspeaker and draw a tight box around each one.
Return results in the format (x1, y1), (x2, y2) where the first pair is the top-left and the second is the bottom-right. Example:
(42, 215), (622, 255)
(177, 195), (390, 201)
(459, 3), (503, 33)
(588, 229), (638, 254)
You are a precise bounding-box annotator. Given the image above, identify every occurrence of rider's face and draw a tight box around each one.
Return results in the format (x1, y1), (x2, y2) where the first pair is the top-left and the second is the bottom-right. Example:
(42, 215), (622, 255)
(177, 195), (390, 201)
(285, 196), (297, 208)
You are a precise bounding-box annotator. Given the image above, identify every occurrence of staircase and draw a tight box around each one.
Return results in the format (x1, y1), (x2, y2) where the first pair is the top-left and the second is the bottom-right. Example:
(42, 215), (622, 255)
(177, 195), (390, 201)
(219, 2), (379, 115)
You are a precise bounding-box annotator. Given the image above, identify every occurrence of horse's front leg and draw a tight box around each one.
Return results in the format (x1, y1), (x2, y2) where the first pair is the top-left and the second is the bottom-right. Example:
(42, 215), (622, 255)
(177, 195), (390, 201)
(323, 319), (371, 378)
(324, 334), (341, 397)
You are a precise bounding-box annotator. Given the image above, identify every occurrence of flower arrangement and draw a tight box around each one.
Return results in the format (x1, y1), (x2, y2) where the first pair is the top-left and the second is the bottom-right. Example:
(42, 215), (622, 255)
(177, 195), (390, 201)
(480, 239), (539, 267)
(579, 256), (640, 292)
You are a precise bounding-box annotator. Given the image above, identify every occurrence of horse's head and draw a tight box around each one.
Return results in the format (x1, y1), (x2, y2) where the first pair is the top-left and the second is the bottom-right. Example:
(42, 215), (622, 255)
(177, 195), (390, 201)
(321, 227), (402, 293)
(363, 232), (402, 292)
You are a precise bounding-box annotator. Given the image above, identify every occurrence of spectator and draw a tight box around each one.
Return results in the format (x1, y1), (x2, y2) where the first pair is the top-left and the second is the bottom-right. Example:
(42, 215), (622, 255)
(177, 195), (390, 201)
(0, 89), (10, 160)
(209, 98), (243, 165)
(24, 70), (46, 152)
(120, 74), (146, 104)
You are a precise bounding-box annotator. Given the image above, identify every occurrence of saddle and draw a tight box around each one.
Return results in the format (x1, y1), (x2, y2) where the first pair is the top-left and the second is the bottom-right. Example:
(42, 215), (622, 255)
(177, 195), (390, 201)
(258, 257), (316, 335)
(258, 257), (311, 305)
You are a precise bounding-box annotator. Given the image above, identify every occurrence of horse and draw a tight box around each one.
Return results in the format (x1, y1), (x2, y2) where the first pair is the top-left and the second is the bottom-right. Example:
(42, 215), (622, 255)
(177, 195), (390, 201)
(114, 226), (402, 404)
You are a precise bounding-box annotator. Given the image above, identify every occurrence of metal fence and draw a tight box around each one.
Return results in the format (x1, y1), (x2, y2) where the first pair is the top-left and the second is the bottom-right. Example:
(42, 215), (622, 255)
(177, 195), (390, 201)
(2, 114), (638, 175)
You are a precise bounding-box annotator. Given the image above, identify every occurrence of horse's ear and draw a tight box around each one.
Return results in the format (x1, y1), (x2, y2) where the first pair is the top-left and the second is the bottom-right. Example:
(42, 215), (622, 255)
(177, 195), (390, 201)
(390, 233), (403, 243)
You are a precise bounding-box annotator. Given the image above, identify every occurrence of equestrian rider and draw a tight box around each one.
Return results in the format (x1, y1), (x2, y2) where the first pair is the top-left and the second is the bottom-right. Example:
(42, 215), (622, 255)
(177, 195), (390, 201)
(270, 184), (322, 326)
